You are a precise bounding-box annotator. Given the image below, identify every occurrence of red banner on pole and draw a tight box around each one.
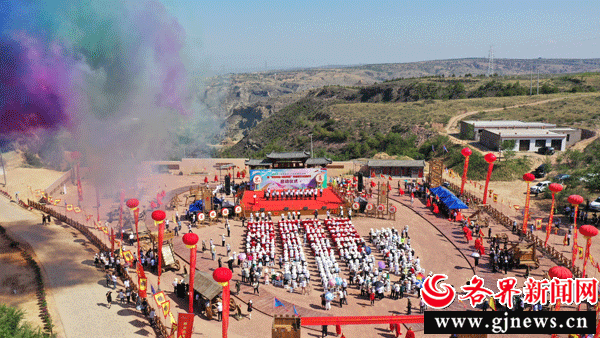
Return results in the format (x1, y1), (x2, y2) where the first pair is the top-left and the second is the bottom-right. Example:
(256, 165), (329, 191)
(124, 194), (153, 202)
(189, 247), (196, 314)
(177, 313), (195, 338)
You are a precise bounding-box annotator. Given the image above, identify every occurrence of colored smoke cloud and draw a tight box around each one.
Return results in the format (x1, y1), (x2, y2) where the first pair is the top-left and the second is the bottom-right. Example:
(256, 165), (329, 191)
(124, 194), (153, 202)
(1, 0), (216, 189)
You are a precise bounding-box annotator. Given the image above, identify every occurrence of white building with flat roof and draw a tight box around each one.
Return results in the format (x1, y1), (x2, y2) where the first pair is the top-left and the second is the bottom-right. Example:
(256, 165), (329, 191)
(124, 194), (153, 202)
(480, 128), (566, 152)
(460, 120), (557, 141)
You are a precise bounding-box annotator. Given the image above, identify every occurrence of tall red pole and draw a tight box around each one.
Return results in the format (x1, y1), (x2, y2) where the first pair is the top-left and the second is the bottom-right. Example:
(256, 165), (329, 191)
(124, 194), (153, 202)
(134, 208), (140, 261)
(546, 183), (563, 246)
(568, 195), (583, 268)
(189, 246), (197, 313)
(580, 225), (598, 278)
(157, 220), (164, 289)
(460, 148), (472, 196)
(522, 173), (535, 234)
(213, 267), (232, 338)
(183, 233), (199, 329)
(126, 199), (141, 263)
(482, 153), (496, 205)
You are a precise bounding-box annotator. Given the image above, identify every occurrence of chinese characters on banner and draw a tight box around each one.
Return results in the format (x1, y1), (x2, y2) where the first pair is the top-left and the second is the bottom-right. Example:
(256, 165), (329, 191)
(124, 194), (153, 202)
(423, 274), (598, 309)
(177, 313), (194, 338)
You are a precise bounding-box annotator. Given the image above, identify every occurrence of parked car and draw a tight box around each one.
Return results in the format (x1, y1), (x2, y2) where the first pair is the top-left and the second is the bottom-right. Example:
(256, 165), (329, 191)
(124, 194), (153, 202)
(537, 146), (555, 155)
(554, 174), (571, 182)
(579, 173), (599, 182)
(530, 181), (551, 195)
(590, 197), (600, 211)
(532, 164), (549, 179)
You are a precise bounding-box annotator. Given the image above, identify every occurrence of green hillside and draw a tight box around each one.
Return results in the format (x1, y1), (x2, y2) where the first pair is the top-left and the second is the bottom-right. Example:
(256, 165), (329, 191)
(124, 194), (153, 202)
(221, 73), (600, 161)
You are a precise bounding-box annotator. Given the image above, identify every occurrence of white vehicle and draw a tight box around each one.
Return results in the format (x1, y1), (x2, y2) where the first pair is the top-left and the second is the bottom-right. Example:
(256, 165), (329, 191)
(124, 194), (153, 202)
(530, 181), (551, 195)
(590, 197), (600, 211)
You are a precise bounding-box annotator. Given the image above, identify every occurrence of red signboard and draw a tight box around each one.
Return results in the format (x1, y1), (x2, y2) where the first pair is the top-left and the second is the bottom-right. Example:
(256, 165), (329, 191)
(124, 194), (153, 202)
(177, 313), (194, 338)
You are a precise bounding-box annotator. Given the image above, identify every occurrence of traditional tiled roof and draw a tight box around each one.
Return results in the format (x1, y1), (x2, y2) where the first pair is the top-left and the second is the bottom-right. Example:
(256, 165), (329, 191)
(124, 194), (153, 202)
(265, 151), (311, 160)
(306, 157), (332, 166)
(367, 160), (426, 167)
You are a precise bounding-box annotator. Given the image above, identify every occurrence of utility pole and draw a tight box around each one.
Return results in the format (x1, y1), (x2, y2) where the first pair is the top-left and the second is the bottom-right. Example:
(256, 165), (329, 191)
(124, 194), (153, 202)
(487, 46), (494, 77)
(537, 69), (540, 95)
(530, 67), (533, 95)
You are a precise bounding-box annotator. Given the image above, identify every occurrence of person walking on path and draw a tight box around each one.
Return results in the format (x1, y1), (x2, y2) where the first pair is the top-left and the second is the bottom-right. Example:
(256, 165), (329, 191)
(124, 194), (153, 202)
(217, 300), (223, 321)
(111, 273), (118, 289)
(369, 291), (375, 306)
(106, 291), (113, 309)
(407, 298), (412, 315)
(252, 281), (260, 295)
(247, 300), (253, 319)
(235, 281), (241, 295)
(321, 325), (328, 338)
(226, 222), (231, 237)
(221, 234), (226, 247)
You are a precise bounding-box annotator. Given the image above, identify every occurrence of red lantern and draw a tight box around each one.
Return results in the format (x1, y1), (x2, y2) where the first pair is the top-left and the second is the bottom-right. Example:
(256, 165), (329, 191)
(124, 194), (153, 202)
(461, 147), (472, 157)
(548, 266), (573, 280)
(182, 233), (199, 249)
(126, 198), (139, 209)
(482, 153), (496, 204)
(522, 173), (535, 182)
(214, 175), (219, 182)
(151, 210), (166, 222)
(549, 183), (563, 193)
(213, 267), (233, 284)
(484, 153), (496, 163)
(568, 195), (584, 206)
(580, 225), (599, 238)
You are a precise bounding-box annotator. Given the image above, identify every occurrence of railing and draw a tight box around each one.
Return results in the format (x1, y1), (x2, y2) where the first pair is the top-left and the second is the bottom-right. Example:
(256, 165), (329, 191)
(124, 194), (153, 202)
(443, 182), (582, 278)
(28, 200), (170, 337)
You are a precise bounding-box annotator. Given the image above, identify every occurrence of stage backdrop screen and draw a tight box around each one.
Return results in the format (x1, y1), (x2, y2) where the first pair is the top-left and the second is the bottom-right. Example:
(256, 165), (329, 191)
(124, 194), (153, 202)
(250, 168), (327, 190)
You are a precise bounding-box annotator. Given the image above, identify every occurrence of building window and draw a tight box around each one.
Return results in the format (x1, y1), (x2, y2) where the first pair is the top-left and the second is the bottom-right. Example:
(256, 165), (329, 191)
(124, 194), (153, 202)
(566, 134), (570, 142)
(535, 139), (545, 148)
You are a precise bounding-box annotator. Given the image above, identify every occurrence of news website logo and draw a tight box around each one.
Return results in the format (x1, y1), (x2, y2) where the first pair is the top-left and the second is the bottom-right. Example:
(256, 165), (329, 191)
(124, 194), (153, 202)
(420, 274), (456, 309)
(421, 274), (599, 309)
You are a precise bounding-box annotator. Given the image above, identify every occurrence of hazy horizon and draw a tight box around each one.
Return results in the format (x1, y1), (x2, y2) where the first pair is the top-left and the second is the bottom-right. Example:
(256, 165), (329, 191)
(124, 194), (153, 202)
(164, 0), (600, 74)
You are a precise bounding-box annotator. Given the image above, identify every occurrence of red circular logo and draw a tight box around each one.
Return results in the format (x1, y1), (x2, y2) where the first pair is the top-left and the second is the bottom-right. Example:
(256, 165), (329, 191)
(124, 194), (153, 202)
(253, 175), (262, 185)
(198, 213), (205, 221)
(421, 274), (456, 309)
(209, 210), (217, 219)
(234, 205), (242, 214)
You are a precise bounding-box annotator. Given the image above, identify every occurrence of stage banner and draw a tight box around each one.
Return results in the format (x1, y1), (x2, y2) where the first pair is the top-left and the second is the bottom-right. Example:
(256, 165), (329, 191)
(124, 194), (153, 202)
(250, 168), (327, 190)
(177, 313), (195, 338)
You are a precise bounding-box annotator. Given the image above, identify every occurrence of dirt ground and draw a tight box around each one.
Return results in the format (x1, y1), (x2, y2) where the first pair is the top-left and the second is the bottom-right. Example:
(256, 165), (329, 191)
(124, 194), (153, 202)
(0, 234), (43, 330)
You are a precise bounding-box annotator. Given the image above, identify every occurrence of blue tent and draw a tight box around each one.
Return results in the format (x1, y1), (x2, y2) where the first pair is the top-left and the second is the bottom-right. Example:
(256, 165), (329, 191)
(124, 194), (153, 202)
(430, 186), (468, 209)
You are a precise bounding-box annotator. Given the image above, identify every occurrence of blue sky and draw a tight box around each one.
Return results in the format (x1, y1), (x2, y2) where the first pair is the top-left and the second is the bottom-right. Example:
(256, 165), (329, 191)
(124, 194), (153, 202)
(164, 0), (599, 73)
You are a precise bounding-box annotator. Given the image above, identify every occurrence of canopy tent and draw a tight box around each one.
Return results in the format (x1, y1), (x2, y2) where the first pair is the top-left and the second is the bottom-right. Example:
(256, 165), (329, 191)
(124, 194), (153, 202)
(430, 186), (468, 210)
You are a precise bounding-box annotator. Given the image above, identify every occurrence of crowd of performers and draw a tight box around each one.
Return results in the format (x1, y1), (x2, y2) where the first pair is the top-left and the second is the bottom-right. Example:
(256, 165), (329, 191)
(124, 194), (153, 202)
(263, 187), (323, 200)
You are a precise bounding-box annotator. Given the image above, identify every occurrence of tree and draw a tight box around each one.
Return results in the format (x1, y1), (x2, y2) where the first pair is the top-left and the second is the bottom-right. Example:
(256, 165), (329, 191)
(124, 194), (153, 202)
(500, 140), (516, 161)
(0, 304), (51, 337)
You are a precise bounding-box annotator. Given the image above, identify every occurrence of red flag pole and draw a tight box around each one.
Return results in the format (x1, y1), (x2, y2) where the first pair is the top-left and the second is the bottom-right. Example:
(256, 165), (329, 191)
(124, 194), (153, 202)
(460, 148), (472, 196)
(158, 220), (164, 289)
(571, 204), (580, 268)
(482, 154), (496, 205)
(189, 246), (196, 313)
(583, 236), (593, 278)
(134, 207), (140, 262)
(522, 181), (532, 234)
(222, 280), (230, 338)
(546, 191), (556, 246)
